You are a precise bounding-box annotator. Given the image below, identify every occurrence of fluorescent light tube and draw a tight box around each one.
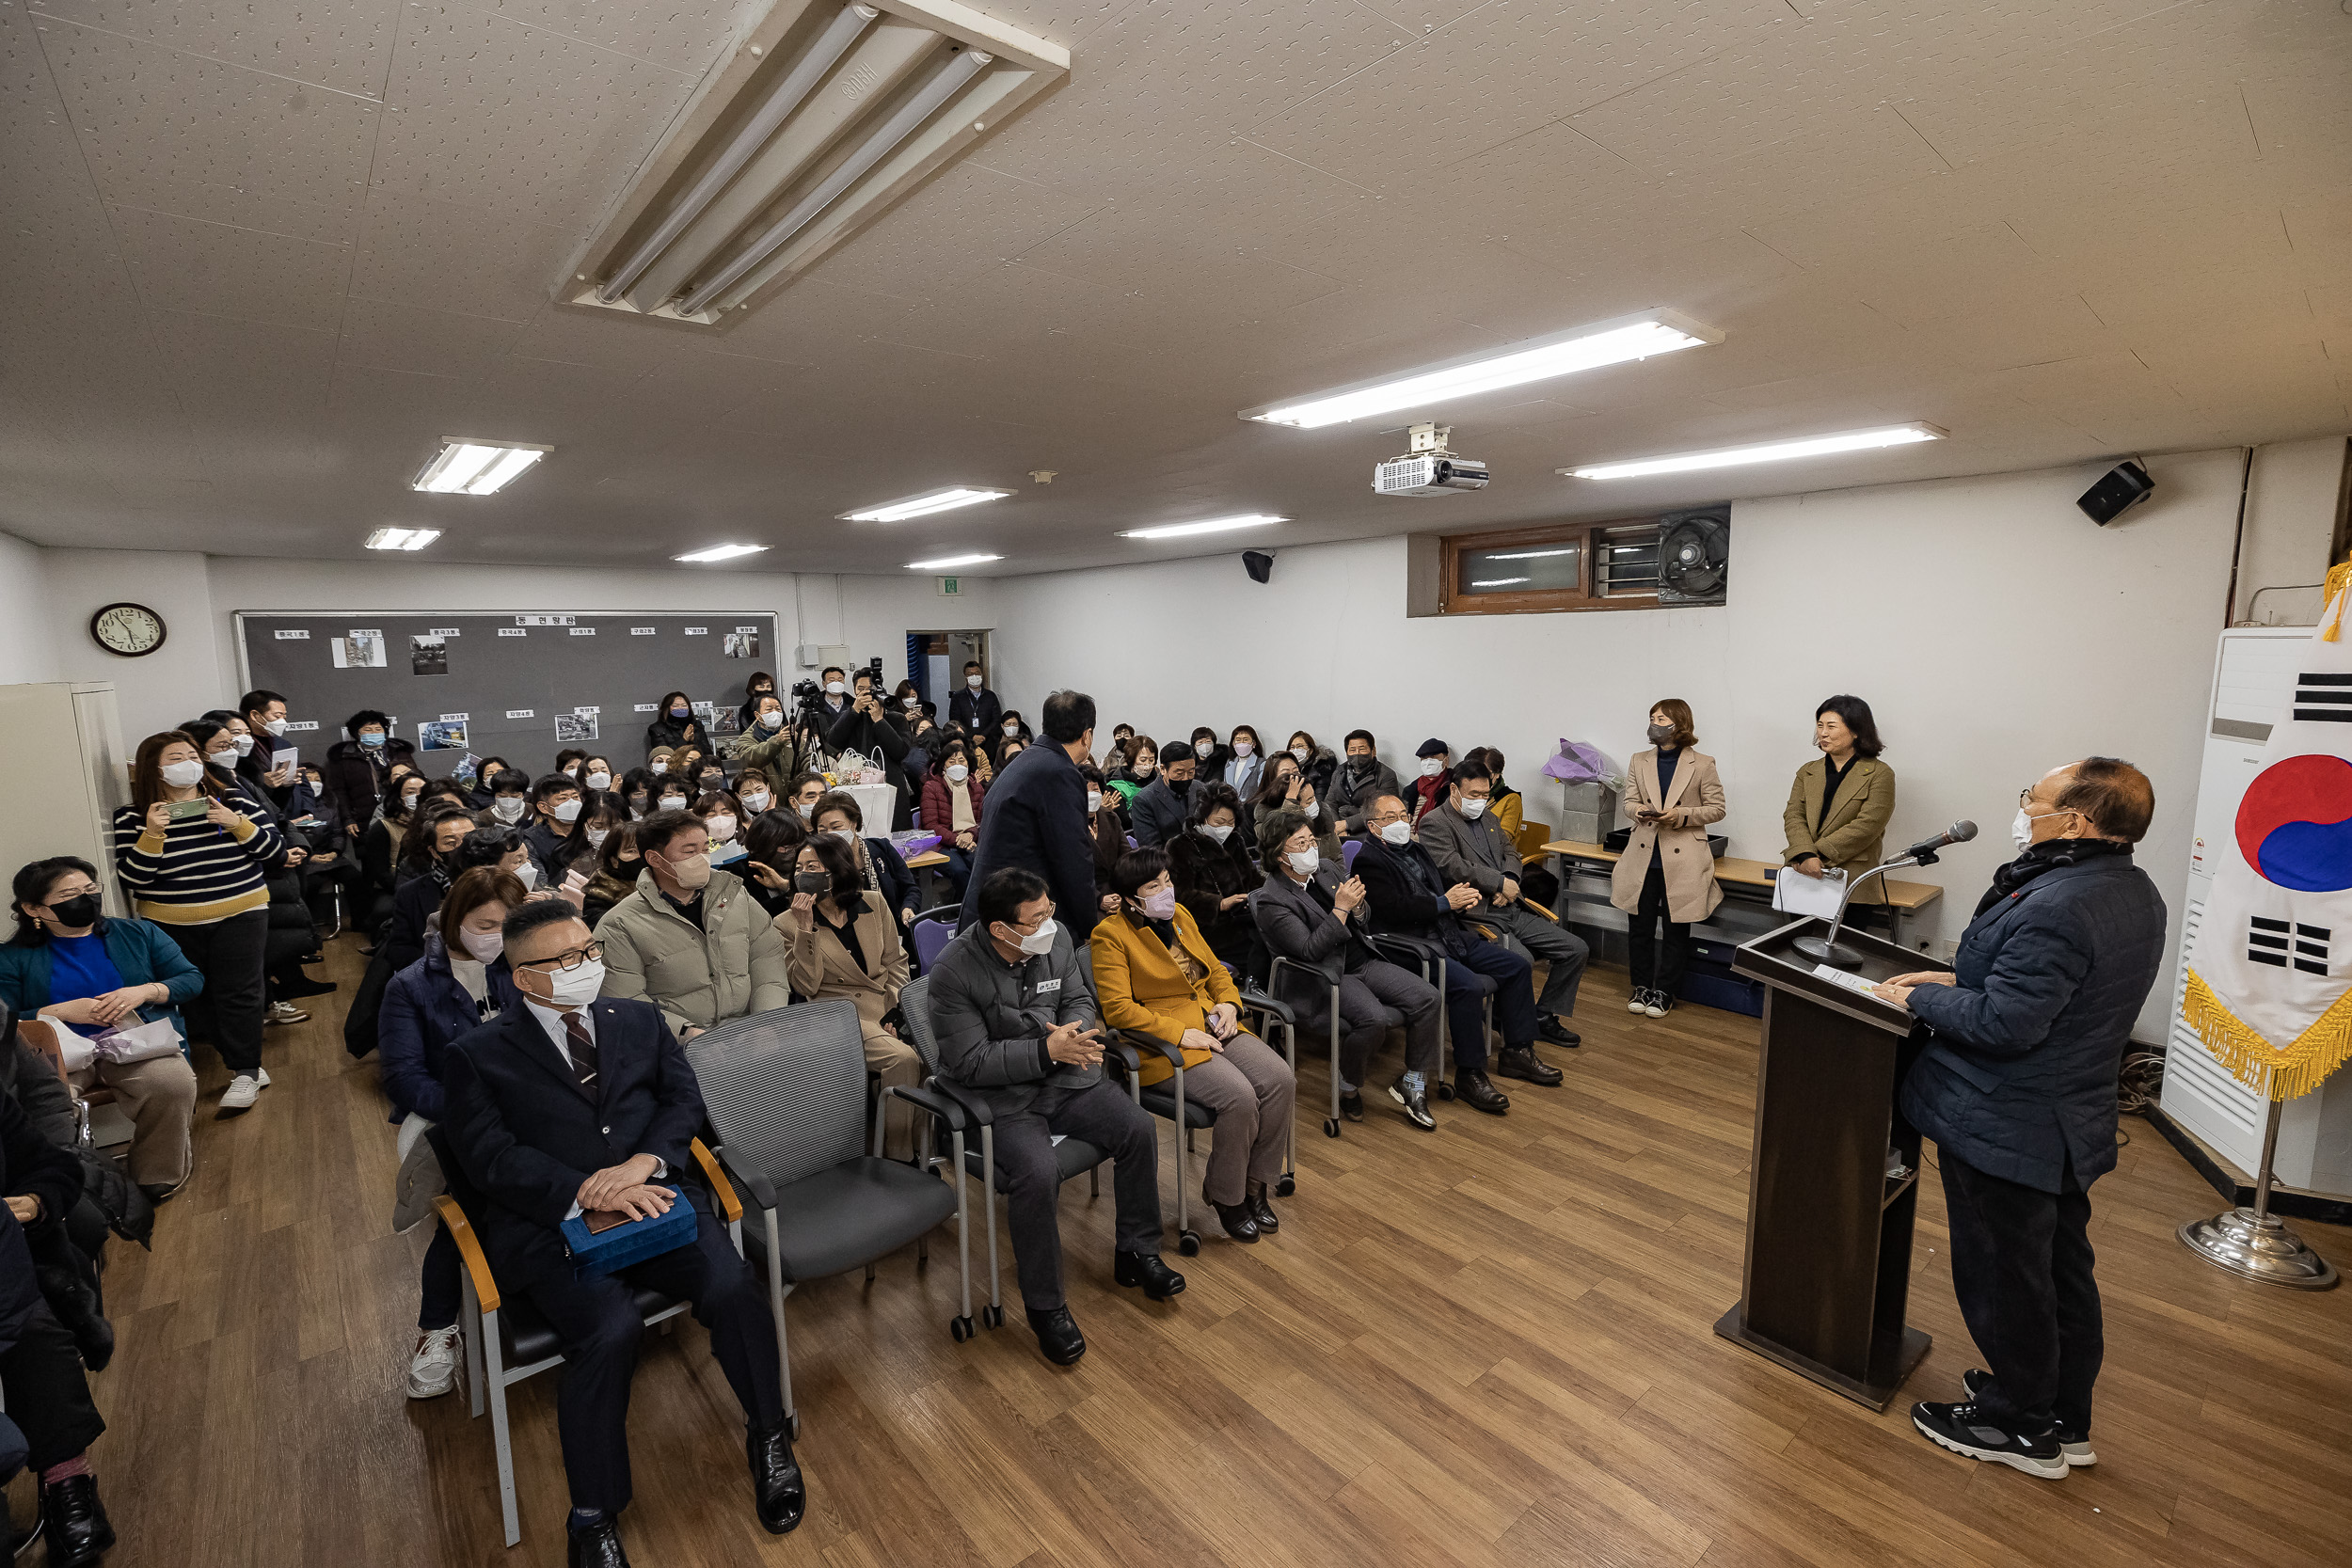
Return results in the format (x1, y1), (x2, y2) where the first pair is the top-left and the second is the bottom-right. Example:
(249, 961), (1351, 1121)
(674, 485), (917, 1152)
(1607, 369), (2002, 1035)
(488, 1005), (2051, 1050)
(1118, 514), (1284, 541)
(1239, 310), (1722, 430)
(840, 487), (1012, 523)
(364, 528), (441, 551)
(674, 543), (770, 562)
(906, 553), (1002, 569)
(1469, 578), (1530, 588)
(1484, 547), (1577, 561)
(1561, 422), (1947, 481)
(412, 438), (551, 495)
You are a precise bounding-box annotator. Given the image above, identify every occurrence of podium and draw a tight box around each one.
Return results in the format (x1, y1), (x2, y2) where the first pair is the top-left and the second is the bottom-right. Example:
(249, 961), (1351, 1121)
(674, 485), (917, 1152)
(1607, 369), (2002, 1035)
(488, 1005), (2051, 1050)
(1715, 916), (1932, 1409)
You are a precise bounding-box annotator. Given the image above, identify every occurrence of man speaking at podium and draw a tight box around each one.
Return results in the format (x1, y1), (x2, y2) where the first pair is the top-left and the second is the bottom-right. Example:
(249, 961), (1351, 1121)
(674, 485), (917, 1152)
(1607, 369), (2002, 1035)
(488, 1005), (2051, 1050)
(1869, 758), (2165, 1480)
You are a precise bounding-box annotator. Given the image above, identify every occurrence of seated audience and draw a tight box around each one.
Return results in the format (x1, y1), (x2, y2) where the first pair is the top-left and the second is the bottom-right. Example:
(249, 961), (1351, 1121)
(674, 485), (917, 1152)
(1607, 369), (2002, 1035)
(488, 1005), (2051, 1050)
(360, 773), (429, 909)
(440, 901), (803, 1553)
(578, 755), (616, 793)
(919, 736), (985, 896)
(652, 772), (692, 815)
(666, 745), (715, 799)
(378, 867), (525, 1401)
(1252, 752), (1340, 860)
(785, 772), (828, 821)
(929, 867), (1180, 1366)
(523, 773), (585, 885)
(693, 791), (746, 859)
(596, 810), (788, 1040)
(736, 810), (811, 921)
(774, 834), (918, 1159)
(1419, 757), (1587, 1049)
(733, 769), (775, 819)
(1252, 808), (1443, 1128)
(383, 807), (488, 974)
(467, 757), (513, 810)
(1222, 724), (1264, 800)
(555, 748), (588, 780)
(644, 689), (711, 757)
(1166, 783), (1258, 972)
(734, 672), (779, 732)
(1409, 738), (1453, 822)
(1186, 727), (1226, 784)
(1327, 730), (1400, 836)
(1091, 848), (1295, 1243)
(1, 858), (202, 1198)
(555, 790), (628, 888)
(617, 768), (657, 820)
(1082, 765), (1127, 918)
(1465, 747), (1524, 839)
(581, 822), (646, 930)
(2, 1004), (116, 1371)
(1106, 733), (1157, 806)
(1285, 730), (1337, 795)
(112, 730), (281, 1116)
(323, 709), (415, 846)
(1352, 792), (1561, 1114)
(483, 768), (532, 829)
(993, 709), (1034, 759)
(810, 793), (917, 933)
(1128, 740), (1196, 848)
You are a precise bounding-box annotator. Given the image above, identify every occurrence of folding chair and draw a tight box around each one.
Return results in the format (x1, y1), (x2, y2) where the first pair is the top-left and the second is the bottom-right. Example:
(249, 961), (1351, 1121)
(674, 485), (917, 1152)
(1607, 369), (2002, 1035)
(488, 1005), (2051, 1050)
(685, 1001), (964, 1433)
(437, 1138), (741, 1548)
(894, 974), (1143, 1329)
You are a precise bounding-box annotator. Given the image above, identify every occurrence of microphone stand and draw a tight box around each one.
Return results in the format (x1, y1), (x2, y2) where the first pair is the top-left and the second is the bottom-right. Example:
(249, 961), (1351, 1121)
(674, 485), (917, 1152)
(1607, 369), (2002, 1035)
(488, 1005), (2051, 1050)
(1790, 847), (1942, 968)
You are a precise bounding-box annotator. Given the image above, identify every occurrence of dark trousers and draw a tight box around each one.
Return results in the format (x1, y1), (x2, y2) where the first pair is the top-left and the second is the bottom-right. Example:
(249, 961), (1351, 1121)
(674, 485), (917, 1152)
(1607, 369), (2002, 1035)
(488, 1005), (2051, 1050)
(1625, 860), (1690, 994)
(1327, 959), (1441, 1089)
(938, 847), (973, 898)
(1939, 1149), (2103, 1435)
(994, 1077), (1164, 1311)
(520, 1207), (784, 1514)
(1441, 937), (1536, 1067)
(0, 1302), (106, 1471)
(167, 908), (269, 1071)
(1483, 903), (1589, 1018)
(420, 1222), (461, 1331)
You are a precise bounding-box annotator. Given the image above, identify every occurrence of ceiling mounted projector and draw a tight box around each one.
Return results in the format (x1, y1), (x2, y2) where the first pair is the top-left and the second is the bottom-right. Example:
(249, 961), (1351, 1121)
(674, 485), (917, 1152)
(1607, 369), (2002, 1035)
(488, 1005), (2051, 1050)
(1375, 423), (1488, 497)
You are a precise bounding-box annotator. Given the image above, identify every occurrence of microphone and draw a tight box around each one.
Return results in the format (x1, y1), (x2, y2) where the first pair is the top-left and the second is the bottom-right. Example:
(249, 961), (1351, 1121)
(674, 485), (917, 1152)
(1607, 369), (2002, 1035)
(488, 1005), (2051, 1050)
(1899, 820), (1978, 860)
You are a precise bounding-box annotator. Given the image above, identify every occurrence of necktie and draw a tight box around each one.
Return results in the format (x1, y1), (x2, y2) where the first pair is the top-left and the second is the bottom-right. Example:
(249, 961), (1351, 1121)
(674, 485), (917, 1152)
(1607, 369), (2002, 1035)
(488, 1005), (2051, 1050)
(562, 1014), (599, 1098)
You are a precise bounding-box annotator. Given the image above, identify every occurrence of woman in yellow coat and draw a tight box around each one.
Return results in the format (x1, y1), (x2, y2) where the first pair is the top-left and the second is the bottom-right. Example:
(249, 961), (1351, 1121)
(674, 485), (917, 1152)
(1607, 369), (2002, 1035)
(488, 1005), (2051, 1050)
(1090, 847), (1296, 1243)
(1610, 699), (1727, 1020)
(1781, 695), (1898, 927)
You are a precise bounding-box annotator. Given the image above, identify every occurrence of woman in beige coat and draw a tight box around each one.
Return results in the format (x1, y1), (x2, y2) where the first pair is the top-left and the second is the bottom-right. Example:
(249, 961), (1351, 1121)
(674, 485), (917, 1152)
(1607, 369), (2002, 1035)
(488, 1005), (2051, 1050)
(1610, 699), (1726, 1020)
(775, 833), (920, 1159)
(1782, 695), (1897, 922)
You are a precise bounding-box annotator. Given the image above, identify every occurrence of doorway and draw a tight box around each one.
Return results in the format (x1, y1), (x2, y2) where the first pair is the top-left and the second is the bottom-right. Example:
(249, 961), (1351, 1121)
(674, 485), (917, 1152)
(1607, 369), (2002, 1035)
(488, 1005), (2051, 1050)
(906, 629), (990, 714)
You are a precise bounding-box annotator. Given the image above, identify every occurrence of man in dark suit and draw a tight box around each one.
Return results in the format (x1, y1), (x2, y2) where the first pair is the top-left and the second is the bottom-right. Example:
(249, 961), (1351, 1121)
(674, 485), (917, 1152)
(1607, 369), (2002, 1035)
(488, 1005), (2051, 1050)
(958, 689), (1103, 939)
(1350, 792), (1563, 1113)
(946, 658), (1003, 736)
(440, 901), (803, 1567)
(1874, 758), (2166, 1481)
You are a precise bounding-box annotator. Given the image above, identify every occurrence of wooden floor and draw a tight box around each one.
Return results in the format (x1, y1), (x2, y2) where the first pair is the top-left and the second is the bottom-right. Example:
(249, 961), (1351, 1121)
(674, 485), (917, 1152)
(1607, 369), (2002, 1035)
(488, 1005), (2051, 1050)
(47, 931), (2352, 1567)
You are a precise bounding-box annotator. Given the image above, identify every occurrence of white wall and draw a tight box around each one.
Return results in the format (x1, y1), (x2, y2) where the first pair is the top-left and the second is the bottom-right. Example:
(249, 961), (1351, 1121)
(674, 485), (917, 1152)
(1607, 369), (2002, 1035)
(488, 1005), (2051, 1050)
(42, 548), (217, 738)
(991, 449), (2251, 1039)
(0, 531), (59, 688)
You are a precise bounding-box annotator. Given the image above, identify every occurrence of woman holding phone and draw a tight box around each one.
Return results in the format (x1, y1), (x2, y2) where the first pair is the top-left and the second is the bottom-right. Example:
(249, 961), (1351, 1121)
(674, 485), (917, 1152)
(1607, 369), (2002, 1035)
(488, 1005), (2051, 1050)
(1610, 699), (1726, 1021)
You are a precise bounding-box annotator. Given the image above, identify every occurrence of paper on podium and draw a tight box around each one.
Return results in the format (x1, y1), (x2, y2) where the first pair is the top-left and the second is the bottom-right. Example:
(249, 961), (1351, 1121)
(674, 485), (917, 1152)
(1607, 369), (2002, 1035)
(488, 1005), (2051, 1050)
(1772, 864), (1847, 917)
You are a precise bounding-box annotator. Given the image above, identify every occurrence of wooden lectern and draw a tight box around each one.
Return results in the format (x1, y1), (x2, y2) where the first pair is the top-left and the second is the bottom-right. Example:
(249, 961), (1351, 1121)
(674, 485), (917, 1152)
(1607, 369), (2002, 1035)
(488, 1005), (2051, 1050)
(1716, 916), (1932, 1410)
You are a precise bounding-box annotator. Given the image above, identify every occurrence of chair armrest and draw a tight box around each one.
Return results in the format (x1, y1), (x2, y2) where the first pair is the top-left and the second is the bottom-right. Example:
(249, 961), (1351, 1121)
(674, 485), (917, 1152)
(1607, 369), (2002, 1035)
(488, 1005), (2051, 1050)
(432, 1194), (500, 1314)
(1515, 898), (1561, 922)
(690, 1137), (741, 1224)
(1120, 1028), (1187, 1068)
(891, 1082), (971, 1131)
(1238, 988), (1293, 1027)
(716, 1144), (779, 1212)
(1096, 1034), (1140, 1074)
(930, 1075), (995, 1127)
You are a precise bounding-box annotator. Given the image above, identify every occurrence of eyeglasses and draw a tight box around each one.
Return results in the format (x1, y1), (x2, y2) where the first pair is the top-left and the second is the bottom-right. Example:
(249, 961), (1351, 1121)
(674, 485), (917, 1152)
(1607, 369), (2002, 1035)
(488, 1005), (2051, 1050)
(1005, 903), (1057, 932)
(517, 941), (603, 973)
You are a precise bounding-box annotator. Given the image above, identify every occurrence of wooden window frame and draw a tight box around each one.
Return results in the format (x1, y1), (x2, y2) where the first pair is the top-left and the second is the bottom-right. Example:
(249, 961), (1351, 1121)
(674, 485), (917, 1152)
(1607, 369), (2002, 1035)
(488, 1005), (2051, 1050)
(1438, 518), (1662, 616)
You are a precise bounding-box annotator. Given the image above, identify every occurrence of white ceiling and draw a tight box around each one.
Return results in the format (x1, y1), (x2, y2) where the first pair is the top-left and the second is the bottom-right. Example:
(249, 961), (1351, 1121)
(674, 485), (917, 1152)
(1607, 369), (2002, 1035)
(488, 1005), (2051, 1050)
(2, 0), (2347, 577)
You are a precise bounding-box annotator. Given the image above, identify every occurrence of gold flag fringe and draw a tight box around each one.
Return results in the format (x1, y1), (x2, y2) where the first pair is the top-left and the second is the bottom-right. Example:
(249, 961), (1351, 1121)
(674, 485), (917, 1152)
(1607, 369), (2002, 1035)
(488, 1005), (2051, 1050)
(2323, 561), (2352, 641)
(2182, 968), (2352, 1101)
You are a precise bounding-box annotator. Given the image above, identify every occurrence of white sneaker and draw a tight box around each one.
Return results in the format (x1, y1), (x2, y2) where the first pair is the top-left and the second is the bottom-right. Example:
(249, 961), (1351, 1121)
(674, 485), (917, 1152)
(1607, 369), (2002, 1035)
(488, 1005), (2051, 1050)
(406, 1326), (463, 1399)
(1626, 989), (1650, 1014)
(266, 1001), (309, 1024)
(218, 1072), (263, 1117)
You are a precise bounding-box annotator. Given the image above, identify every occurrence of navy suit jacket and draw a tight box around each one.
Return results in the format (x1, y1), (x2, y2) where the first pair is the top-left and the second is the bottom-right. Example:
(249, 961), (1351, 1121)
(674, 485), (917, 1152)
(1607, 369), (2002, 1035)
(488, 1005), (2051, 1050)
(440, 996), (710, 1288)
(958, 740), (1099, 938)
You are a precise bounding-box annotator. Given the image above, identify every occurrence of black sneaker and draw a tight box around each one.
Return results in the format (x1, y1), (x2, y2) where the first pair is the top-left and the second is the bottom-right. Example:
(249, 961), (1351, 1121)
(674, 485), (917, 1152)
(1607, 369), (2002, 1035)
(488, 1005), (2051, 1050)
(1387, 1079), (1436, 1130)
(1339, 1091), (1364, 1123)
(1962, 1370), (2097, 1465)
(1910, 1401), (2068, 1479)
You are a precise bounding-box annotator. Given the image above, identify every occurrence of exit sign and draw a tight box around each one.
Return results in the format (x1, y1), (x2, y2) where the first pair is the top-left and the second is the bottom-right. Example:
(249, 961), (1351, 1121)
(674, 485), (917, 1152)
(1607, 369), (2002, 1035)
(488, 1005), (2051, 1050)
(936, 576), (961, 596)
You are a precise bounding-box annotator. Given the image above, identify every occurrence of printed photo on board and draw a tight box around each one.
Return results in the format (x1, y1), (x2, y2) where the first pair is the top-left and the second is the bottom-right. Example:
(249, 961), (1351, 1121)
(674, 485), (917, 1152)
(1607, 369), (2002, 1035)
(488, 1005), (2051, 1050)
(555, 713), (599, 743)
(410, 635), (448, 675)
(419, 720), (469, 750)
(331, 628), (387, 669)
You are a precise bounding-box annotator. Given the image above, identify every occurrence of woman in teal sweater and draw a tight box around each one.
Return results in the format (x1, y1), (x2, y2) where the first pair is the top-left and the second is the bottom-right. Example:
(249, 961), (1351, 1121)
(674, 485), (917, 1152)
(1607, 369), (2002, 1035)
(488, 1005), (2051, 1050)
(2, 856), (204, 1198)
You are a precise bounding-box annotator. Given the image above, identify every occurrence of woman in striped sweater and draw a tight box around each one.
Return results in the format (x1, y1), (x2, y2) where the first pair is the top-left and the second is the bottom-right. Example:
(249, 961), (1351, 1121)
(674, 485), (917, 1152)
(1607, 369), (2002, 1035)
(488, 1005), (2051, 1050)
(112, 730), (284, 1116)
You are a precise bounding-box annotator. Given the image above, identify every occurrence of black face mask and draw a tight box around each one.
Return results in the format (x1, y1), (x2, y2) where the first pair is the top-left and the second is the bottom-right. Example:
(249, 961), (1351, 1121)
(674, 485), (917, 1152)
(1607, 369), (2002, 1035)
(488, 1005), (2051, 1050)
(1346, 755), (1375, 775)
(48, 893), (102, 929)
(794, 871), (830, 895)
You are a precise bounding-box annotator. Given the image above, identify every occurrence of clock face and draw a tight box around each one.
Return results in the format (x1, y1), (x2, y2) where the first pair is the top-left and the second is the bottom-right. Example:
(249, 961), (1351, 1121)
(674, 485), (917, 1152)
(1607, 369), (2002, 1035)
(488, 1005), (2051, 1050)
(91, 602), (166, 657)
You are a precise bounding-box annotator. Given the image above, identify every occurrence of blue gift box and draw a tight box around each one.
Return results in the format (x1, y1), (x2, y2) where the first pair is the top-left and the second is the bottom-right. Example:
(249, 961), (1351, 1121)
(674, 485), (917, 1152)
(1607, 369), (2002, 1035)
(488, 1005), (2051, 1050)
(560, 1185), (695, 1280)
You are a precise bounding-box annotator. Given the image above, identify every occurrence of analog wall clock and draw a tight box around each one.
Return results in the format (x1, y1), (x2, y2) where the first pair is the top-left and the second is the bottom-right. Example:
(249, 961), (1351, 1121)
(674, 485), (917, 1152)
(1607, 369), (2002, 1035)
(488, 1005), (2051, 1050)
(90, 602), (167, 657)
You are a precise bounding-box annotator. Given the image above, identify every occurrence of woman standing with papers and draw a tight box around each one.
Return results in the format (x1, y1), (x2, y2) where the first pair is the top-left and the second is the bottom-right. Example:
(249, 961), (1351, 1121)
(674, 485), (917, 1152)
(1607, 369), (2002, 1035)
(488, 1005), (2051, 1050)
(1781, 696), (1897, 927)
(1611, 700), (1726, 1021)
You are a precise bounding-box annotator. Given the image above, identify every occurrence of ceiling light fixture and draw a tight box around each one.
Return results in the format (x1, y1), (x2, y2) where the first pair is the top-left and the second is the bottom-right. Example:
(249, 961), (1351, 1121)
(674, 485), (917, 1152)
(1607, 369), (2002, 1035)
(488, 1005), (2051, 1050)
(1561, 422), (1947, 481)
(410, 438), (551, 495)
(1238, 309), (1722, 430)
(840, 487), (1012, 523)
(674, 543), (770, 562)
(1118, 514), (1285, 541)
(364, 528), (441, 551)
(906, 553), (1002, 570)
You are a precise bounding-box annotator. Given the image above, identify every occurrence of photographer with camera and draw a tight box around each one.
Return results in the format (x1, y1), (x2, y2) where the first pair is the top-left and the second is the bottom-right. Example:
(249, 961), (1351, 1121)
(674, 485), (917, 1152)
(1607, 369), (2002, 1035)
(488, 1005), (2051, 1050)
(822, 661), (914, 829)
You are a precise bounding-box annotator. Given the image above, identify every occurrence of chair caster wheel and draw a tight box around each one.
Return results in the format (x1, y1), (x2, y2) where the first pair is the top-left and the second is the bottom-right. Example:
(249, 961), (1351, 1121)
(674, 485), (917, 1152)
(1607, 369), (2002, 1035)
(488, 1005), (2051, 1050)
(1436, 1083), (1454, 1101)
(982, 1304), (1005, 1328)
(1178, 1230), (1200, 1257)
(1323, 1117), (1341, 1138)
(951, 1315), (974, 1342)
(1275, 1175), (1295, 1197)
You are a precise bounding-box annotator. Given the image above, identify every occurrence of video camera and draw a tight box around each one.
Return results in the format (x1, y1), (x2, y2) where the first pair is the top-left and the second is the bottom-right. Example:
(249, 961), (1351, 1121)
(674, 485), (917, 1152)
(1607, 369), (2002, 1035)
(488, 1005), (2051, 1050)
(850, 656), (885, 697)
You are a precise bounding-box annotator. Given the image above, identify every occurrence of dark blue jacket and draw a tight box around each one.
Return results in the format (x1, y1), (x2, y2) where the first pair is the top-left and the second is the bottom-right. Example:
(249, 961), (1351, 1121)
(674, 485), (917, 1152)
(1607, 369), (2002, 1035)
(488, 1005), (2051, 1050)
(1901, 853), (2167, 1193)
(1127, 777), (1188, 850)
(378, 930), (519, 1124)
(440, 997), (709, 1289)
(958, 740), (1099, 939)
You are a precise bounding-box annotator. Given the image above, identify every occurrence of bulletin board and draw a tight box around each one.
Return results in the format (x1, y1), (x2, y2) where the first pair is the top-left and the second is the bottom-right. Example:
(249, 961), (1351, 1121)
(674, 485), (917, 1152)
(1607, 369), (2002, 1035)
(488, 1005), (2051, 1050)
(233, 610), (781, 772)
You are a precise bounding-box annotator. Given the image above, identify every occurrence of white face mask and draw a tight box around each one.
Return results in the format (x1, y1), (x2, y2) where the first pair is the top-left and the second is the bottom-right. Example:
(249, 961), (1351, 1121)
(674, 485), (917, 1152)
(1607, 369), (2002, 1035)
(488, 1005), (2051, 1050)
(739, 791), (770, 813)
(1003, 723), (1019, 736)
(966, 673), (982, 689)
(1232, 740), (1253, 758)
(2011, 807), (2042, 851)
(1286, 847), (1320, 877)
(1379, 819), (1412, 846)
(552, 799), (582, 823)
(531, 957), (604, 1008)
(514, 860), (540, 889)
(649, 760), (668, 775)
(232, 734), (255, 756)
(458, 927), (503, 963)
(1201, 823), (1233, 845)
(827, 829), (857, 845)
(826, 681), (848, 696)
(207, 749), (238, 770)
(1086, 789), (1103, 813)
(1195, 741), (1214, 758)
(492, 798), (526, 822)
(1419, 757), (1444, 778)
(1458, 797), (1488, 819)
(946, 765), (969, 784)
(584, 770), (612, 789)
(999, 915), (1057, 957)
(758, 711), (781, 730)
(659, 795), (687, 811)
(1136, 758), (1155, 778)
(1291, 747), (1309, 765)
(263, 718), (289, 736)
(707, 814), (738, 842)
(585, 827), (610, 849)
(161, 758), (208, 788)
(796, 801), (815, 820)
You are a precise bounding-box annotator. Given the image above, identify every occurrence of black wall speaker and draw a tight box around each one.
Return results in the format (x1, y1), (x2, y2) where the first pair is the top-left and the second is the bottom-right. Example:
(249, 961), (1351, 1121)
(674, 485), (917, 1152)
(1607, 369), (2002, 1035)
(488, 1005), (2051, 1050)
(2077, 460), (2153, 525)
(1242, 550), (1274, 583)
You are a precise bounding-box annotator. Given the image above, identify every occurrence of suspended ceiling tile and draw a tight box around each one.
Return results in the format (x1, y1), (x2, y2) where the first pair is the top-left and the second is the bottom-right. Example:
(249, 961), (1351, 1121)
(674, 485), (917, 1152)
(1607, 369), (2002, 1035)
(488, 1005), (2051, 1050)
(481, 0), (764, 74)
(29, 0), (401, 98)
(336, 296), (528, 376)
(346, 190), (575, 321)
(108, 202), (353, 330)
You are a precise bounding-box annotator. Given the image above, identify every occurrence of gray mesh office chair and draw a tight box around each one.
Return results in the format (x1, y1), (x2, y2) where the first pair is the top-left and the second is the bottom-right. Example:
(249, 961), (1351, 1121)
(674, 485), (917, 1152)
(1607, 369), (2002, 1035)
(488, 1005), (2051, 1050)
(686, 1000), (964, 1433)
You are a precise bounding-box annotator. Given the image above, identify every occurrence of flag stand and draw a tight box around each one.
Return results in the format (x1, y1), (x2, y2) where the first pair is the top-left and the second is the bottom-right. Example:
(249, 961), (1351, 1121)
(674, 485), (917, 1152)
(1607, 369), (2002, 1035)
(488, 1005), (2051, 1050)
(2177, 1098), (2340, 1289)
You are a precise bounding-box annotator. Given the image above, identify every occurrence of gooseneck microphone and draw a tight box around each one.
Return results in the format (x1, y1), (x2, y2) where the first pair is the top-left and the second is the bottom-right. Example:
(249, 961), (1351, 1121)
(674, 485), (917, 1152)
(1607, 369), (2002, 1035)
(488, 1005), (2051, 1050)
(1899, 820), (1978, 862)
(1793, 821), (1980, 968)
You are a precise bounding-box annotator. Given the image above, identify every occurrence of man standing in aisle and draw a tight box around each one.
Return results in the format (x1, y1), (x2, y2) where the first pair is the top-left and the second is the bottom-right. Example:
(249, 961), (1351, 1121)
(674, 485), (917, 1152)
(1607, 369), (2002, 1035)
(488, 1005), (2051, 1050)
(948, 659), (1002, 736)
(1872, 757), (2165, 1480)
(958, 690), (1102, 939)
